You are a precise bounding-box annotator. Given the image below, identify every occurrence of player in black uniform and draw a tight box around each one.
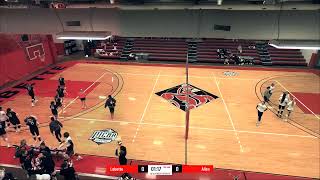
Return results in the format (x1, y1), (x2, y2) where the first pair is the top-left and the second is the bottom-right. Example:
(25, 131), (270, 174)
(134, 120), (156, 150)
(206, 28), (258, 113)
(57, 85), (66, 103)
(24, 115), (42, 143)
(0, 108), (10, 147)
(54, 95), (62, 109)
(49, 117), (63, 143)
(6, 108), (21, 132)
(58, 75), (65, 88)
(50, 101), (58, 119)
(26, 84), (37, 106)
(105, 95), (116, 119)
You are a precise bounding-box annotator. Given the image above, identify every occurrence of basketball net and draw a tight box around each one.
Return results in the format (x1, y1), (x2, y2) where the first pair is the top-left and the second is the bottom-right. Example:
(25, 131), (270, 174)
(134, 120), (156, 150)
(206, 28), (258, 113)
(39, 55), (45, 62)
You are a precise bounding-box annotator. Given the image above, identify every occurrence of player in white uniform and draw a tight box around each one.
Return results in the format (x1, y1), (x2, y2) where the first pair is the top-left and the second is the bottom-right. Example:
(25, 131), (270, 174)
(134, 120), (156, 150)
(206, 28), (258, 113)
(278, 92), (290, 118)
(0, 107), (10, 147)
(286, 98), (296, 120)
(256, 101), (268, 126)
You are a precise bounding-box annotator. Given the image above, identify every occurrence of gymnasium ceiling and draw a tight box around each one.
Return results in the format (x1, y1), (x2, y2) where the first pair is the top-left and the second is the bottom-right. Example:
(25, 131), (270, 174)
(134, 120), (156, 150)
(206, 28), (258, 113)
(0, 0), (319, 10)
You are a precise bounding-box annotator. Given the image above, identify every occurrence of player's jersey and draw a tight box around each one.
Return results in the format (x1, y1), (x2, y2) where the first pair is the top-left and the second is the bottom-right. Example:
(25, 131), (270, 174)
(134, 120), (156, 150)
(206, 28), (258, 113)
(57, 87), (64, 97)
(50, 104), (57, 111)
(7, 111), (18, 121)
(66, 136), (74, 153)
(25, 116), (38, 129)
(59, 77), (65, 86)
(0, 121), (6, 131)
(27, 86), (34, 94)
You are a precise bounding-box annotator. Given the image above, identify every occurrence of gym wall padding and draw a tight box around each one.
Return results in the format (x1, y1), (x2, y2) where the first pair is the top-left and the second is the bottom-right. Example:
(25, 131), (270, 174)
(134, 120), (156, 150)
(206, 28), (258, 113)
(0, 34), (57, 87)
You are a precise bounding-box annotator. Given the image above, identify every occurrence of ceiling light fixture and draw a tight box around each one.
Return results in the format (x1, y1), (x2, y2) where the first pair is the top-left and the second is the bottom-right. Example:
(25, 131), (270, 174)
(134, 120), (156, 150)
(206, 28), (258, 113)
(56, 31), (111, 40)
(269, 40), (320, 50)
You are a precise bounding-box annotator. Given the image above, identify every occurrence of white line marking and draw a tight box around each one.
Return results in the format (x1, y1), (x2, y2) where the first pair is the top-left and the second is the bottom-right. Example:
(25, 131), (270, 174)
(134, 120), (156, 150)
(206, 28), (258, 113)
(214, 75), (244, 152)
(60, 72), (107, 113)
(132, 71), (161, 143)
(70, 117), (317, 139)
(275, 80), (320, 119)
(118, 72), (260, 81)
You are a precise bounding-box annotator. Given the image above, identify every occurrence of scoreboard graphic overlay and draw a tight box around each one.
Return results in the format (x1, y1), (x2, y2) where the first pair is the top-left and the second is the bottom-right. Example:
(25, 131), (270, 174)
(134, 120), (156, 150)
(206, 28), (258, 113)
(107, 164), (214, 175)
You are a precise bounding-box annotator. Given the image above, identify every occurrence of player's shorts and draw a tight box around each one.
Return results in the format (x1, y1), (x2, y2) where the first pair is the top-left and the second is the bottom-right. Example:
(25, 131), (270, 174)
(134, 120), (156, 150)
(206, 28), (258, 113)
(80, 98), (86, 101)
(278, 105), (286, 110)
(0, 129), (6, 136)
(263, 96), (270, 102)
(30, 127), (40, 136)
(51, 109), (58, 116)
(109, 107), (115, 113)
(29, 93), (35, 99)
(9, 118), (20, 125)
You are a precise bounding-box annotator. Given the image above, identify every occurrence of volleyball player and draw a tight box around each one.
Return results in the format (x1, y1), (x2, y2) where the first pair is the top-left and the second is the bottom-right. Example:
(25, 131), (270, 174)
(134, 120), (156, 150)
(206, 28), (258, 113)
(54, 95), (62, 109)
(268, 83), (275, 95)
(6, 108), (21, 132)
(26, 84), (37, 106)
(59, 132), (82, 161)
(50, 101), (58, 119)
(49, 117), (63, 143)
(263, 86), (272, 103)
(256, 101), (268, 126)
(286, 98), (296, 120)
(0, 109), (10, 147)
(278, 92), (290, 118)
(24, 115), (42, 143)
(105, 95), (116, 119)
(58, 75), (65, 88)
(78, 89), (87, 109)
(57, 85), (66, 103)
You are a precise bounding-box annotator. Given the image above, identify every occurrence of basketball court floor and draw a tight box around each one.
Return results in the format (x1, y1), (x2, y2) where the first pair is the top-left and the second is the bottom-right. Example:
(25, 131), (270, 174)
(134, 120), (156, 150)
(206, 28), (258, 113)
(1, 61), (319, 178)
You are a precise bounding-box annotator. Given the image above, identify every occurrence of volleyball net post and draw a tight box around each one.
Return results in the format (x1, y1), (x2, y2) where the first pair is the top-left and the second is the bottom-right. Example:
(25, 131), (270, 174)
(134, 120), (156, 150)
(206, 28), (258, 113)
(185, 54), (190, 165)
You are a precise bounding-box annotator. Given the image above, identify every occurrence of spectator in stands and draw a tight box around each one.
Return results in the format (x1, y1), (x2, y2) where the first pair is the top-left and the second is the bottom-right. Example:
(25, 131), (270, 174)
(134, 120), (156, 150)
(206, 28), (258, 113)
(248, 45), (256, 49)
(237, 44), (242, 54)
(115, 141), (127, 165)
(217, 49), (223, 60)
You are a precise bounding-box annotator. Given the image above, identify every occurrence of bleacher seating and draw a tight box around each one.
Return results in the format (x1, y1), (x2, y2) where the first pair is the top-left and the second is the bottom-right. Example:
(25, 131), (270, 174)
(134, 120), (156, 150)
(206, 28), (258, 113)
(93, 37), (308, 67)
(94, 37), (126, 59)
(197, 39), (262, 64)
(267, 47), (307, 66)
(132, 38), (188, 61)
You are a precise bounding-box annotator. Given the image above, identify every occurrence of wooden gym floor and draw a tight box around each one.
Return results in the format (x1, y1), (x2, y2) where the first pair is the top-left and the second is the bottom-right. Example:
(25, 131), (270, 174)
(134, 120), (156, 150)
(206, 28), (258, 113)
(1, 61), (319, 178)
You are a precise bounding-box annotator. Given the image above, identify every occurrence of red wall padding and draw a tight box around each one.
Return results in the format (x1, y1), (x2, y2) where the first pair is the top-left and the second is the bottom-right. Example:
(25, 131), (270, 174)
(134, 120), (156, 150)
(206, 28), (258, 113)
(0, 34), (56, 87)
(54, 43), (65, 55)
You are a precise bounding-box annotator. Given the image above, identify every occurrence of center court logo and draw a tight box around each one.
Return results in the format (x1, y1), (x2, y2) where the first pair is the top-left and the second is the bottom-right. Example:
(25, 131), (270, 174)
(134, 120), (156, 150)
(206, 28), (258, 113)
(89, 129), (118, 145)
